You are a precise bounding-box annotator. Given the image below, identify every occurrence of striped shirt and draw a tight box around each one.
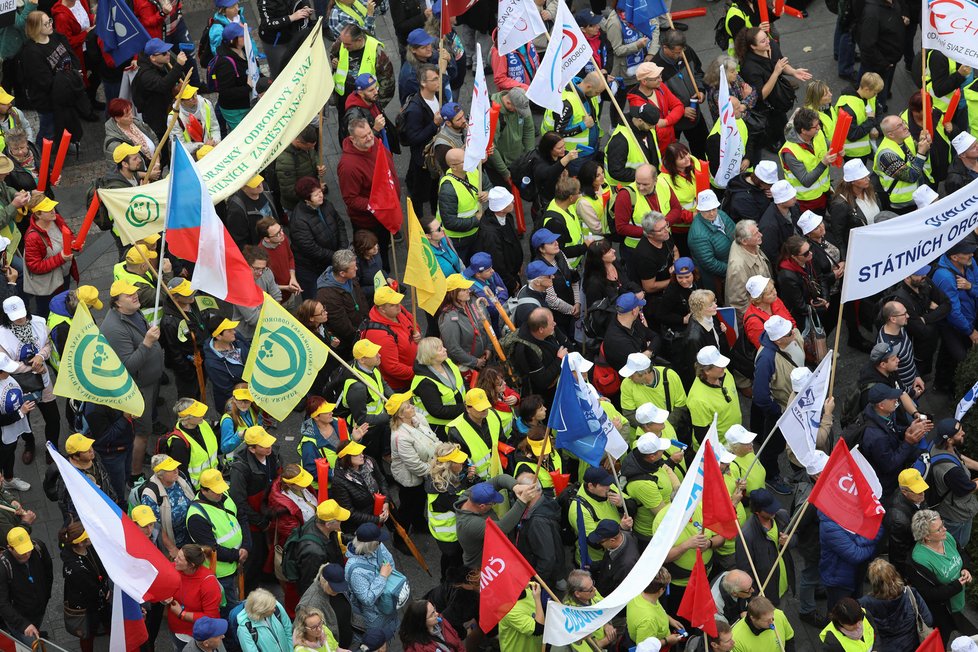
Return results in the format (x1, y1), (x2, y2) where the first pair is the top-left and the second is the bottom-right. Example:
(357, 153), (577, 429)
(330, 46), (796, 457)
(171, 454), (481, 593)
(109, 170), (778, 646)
(877, 328), (918, 394)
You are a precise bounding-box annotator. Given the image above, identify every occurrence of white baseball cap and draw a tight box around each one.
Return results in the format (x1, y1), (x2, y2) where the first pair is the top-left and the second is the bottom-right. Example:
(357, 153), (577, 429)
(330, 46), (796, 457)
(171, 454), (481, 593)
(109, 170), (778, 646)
(717, 447), (736, 464)
(0, 352), (18, 373)
(725, 424), (757, 445)
(0, 236), (10, 253)
(913, 185), (939, 209)
(764, 314), (793, 340)
(488, 186), (514, 212)
(2, 296), (26, 321)
(696, 345), (730, 368)
(952, 131), (977, 156)
(771, 180), (796, 203)
(619, 352), (651, 378)
(797, 210), (823, 235)
(567, 351), (594, 374)
(697, 189), (721, 211)
(746, 275), (771, 299)
(636, 432), (672, 454)
(635, 403), (669, 425)
(843, 159), (871, 183)
(790, 367), (813, 392)
(754, 160), (779, 185)
(805, 450), (830, 475)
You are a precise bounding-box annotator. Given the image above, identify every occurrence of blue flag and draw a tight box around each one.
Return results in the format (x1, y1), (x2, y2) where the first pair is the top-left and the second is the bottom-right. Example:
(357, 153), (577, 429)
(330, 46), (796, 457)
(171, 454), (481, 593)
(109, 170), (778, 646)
(548, 357), (609, 467)
(96, 0), (150, 65)
(621, 0), (668, 38)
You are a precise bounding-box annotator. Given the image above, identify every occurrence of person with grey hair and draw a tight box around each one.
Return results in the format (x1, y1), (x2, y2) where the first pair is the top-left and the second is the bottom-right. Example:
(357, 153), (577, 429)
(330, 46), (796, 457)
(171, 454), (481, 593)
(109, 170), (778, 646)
(725, 219), (771, 320)
(344, 522), (402, 641)
(232, 587), (291, 650)
(653, 29), (707, 158)
(626, 210), (680, 306)
(874, 115), (932, 214)
(704, 54), (759, 121)
(316, 249), (370, 360)
(908, 509), (976, 638)
(554, 569), (619, 651)
(712, 569), (754, 623)
(512, 471), (564, 589)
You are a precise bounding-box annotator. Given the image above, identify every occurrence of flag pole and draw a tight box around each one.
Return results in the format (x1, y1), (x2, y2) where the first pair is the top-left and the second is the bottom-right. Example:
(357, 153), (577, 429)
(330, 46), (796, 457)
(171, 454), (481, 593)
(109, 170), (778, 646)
(151, 211), (169, 328)
(533, 574), (603, 652)
(759, 501), (810, 594)
(142, 69), (194, 186)
(324, 346), (388, 402)
(605, 451), (629, 518)
(665, 15), (701, 97)
(827, 306), (845, 396)
(738, 419), (782, 480)
(389, 232), (400, 279)
(734, 519), (765, 595)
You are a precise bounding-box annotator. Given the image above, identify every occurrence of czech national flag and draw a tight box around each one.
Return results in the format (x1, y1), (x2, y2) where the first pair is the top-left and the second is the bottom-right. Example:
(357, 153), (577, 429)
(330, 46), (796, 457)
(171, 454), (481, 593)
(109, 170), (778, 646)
(47, 442), (181, 651)
(165, 141), (263, 307)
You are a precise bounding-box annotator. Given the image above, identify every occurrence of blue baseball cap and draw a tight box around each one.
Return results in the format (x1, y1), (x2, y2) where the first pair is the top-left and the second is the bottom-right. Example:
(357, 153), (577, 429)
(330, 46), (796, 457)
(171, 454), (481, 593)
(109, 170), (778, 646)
(361, 628), (388, 651)
(531, 228), (559, 249)
(355, 522), (390, 543)
(320, 562), (348, 592)
(214, 0), (237, 7)
(222, 22), (244, 41)
(616, 292), (646, 313)
(749, 488), (780, 515)
(407, 28), (437, 47)
(867, 383), (902, 403)
(355, 73), (377, 90)
(440, 102), (462, 121)
(465, 251), (493, 275)
(193, 617), (228, 641)
(913, 265), (931, 276)
(143, 38), (173, 55)
(583, 467), (615, 486)
(575, 9), (602, 26)
(469, 482), (504, 505)
(586, 519), (621, 546)
(674, 257), (695, 275)
(527, 260), (558, 280)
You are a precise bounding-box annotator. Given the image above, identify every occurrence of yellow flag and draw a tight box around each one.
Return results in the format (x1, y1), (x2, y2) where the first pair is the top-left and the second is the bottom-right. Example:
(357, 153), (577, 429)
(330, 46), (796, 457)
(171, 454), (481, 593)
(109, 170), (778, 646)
(403, 198), (447, 315)
(53, 303), (144, 417)
(243, 293), (329, 421)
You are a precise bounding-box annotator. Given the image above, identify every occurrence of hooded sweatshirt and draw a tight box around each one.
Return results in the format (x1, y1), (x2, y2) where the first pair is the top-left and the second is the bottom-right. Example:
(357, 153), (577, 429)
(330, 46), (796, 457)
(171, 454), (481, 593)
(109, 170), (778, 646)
(454, 474), (523, 568)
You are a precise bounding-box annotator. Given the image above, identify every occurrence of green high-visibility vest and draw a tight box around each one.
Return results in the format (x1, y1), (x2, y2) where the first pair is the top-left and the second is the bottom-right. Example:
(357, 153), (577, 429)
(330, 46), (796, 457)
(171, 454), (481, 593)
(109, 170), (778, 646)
(436, 171), (481, 240)
(169, 422), (219, 488)
(338, 367), (385, 426)
(187, 496), (242, 578)
(541, 89), (602, 150)
(874, 136), (920, 208)
(834, 93), (878, 158)
(409, 361), (464, 427)
(113, 262), (161, 324)
(46, 312), (70, 373)
(448, 411), (503, 480)
(604, 124), (656, 188)
(780, 132), (830, 201)
(426, 490), (460, 541)
(333, 35), (379, 96)
(543, 200), (585, 268)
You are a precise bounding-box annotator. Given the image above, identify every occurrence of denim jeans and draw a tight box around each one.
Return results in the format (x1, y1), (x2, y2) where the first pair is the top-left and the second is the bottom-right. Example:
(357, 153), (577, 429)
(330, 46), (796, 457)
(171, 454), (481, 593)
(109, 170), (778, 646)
(945, 519), (972, 549)
(98, 447), (132, 509)
(835, 17), (856, 79)
(799, 559), (820, 614)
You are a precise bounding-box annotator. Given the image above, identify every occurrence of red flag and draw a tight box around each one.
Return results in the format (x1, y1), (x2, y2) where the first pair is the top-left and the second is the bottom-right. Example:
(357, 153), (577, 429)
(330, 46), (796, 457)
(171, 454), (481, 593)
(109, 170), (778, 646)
(677, 549), (718, 636)
(367, 142), (403, 234)
(915, 628), (944, 652)
(701, 440), (739, 540)
(479, 519), (536, 633)
(808, 440), (885, 539)
(921, 90), (934, 139)
(441, 0), (475, 33)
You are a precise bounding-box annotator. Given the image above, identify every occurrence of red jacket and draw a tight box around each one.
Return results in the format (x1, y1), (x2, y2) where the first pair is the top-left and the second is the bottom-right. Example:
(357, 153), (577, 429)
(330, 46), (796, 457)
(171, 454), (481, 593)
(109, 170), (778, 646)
(166, 564), (222, 637)
(338, 137), (388, 230)
(133, 0), (165, 38)
(744, 298), (797, 349)
(404, 619), (465, 652)
(362, 305), (418, 391)
(24, 214), (78, 281)
(612, 183), (693, 239)
(267, 476), (314, 544)
(51, 0), (93, 80)
(627, 85), (684, 152)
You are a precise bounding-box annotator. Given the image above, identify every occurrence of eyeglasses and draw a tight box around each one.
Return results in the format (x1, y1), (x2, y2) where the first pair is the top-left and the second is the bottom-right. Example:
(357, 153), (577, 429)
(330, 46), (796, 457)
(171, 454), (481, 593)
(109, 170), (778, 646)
(42, 19), (52, 25)
(577, 585), (597, 593)
(799, 249), (813, 257)
(313, 310), (326, 317)
(266, 229), (284, 239)
(251, 265), (267, 272)
(721, 386), (732, 403)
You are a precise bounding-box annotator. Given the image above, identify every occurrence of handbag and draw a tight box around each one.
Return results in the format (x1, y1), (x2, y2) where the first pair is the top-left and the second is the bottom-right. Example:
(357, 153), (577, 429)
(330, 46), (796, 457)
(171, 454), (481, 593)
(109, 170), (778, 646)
(378, 568), (411, 614)
(906, 587), (934, 642)
(12, 371), (44, 394)
(272, 521), (288, 583)
(801, 307), (828, 365)
(63, 602), (90, 639)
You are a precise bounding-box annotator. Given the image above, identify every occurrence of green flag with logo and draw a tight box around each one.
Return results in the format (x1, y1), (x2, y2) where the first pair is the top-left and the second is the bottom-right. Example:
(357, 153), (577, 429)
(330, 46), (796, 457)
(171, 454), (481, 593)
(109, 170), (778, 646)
(243, 293), (329, 421)
(53, 302), (145, 417)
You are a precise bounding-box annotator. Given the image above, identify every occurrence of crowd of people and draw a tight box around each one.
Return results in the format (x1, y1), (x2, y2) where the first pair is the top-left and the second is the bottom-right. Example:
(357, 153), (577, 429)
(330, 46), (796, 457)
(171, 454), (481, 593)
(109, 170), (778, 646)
(0, 0), (974, 650)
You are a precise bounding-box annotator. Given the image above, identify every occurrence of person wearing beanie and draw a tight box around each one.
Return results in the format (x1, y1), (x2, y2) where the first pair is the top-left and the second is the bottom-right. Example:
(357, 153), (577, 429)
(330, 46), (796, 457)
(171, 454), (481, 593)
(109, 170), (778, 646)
(606, 104), (662, 188)
(473, 190), (522, 293)
(925, 418), (978, 547)
(429, 102), (468, 175)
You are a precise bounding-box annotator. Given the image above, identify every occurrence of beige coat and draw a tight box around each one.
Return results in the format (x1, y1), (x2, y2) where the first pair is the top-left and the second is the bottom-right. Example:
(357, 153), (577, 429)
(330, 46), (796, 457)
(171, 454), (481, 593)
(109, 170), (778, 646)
(725, 242), (772, 320)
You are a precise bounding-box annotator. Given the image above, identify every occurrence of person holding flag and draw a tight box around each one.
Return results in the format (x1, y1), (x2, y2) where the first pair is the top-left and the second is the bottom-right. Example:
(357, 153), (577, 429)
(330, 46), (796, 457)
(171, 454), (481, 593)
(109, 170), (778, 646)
(541, 70), (605, 173)
(170, 84), (221, 157)
(730, 596), (795, 652)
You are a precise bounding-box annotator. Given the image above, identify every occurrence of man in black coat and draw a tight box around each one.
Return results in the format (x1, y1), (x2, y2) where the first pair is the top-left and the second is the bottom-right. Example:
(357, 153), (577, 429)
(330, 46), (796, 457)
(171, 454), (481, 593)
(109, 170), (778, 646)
(652, 29), (707, 158)
(513, 472), (564, 589)
(229, 426), (281, 594)
(474, 187), (523, 294)
(602, 293), (659, 372)
(0, 528), (53, 644)
(887, 267), (949, 377)
(400, 63), (442, 216)
(858, 0), (906, 113)
(131, 39), (192, 139)
(508, 307), (569, 406)
(588, 519), (641, 597)
(884, 468), (929, 577)
(723, 162), (777, 223)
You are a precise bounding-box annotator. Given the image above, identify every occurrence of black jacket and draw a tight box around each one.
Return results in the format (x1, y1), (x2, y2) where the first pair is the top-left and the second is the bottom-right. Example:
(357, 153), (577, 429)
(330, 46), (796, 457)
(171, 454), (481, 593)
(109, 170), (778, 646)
(411, 363), (466, 427)
(132, 52), (193, 138)
(473, 213), (523, 294)
(229, 449), (281, 531)
(85, 403), (135, 455)
(758, 203), (800, 263)
(290, 199), (349, 277)
(883, 490), (923, 577)
(776, 260), (823, 327)
(61, 546), (110, 613)
(331, 456), (389, 533)
(0, 542), (53, 632)
(20, 34), (77, 113)
(603, 318), (657, 371)
(735, 513), (793, 607)
(827, 194), (871, 260)
(590, 531), (641, 597)
(653, 47), (705, 132)
(389, 0), (428, 47)
(213, 44), (251, 111)
(945, 158), (978, 196)
(257, 0), (309, 45)
(679, 318), (727, 388)
(225, 189), (279, 249)
(724, 173), (772, 224)
(294, 518), (350, 597)
(508, 322), (567, 402)
(859, 0), (905, 71)
(514, 497), (565, 588)
(888, 279), (950, 340)
(606, 129), (659, 184)
(400, 92), (439, 170)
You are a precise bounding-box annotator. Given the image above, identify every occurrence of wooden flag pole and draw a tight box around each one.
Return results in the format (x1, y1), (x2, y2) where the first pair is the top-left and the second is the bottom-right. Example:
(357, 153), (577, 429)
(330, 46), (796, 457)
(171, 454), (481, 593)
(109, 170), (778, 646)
(665, 15), (702, 97)
(759, 501), (810, 593)
(735, 519), (766, 595)
(533, 575), (603, 652)
(826, 307), (846, 396)
(142, 69), (194, 185)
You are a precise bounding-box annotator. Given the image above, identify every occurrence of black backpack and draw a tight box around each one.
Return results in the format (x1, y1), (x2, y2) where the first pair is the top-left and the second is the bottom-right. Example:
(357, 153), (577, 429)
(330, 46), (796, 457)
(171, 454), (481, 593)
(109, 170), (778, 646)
(394, 94), (415, 142)
(279, 529), (327, 583)
(583, 296), (617, 344)
(509, 150), (541, 202)
(714, 10), (730, 51)
(839, 412), (871, 449)
(198, 18), (217, 74)
(356, 319), (398, 345)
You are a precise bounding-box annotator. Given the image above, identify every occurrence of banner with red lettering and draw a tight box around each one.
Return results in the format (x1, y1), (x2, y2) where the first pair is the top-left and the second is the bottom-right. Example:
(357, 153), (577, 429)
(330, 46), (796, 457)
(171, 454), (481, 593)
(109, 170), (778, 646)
(923, 0), (978, 69)
(479, 519), (537, 632)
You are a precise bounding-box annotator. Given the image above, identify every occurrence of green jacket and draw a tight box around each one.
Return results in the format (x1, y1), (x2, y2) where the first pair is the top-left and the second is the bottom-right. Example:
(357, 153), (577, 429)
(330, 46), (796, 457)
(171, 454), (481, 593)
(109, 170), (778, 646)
(486, 91), (536, 180)
(0, 2), (35, 60)
(687, 209), (736, 294)
(275, 144), (319, 212)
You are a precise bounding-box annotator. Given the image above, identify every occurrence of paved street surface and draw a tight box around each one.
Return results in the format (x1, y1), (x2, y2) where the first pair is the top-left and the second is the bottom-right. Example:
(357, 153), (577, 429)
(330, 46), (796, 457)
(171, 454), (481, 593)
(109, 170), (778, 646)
(6, 0), (966, 649)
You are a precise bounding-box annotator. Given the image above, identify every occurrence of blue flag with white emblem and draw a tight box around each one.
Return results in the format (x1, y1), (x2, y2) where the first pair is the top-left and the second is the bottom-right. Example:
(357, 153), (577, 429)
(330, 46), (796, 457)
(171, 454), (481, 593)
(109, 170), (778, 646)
(548, 357), (609, 467)
(621, 0), (668, 38)
(96, 0), (150, 65)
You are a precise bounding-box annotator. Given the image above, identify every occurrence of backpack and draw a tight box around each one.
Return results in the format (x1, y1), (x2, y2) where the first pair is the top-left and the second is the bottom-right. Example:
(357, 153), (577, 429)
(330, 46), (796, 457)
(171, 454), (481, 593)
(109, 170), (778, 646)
(356, 319), (398, 346)
(198, 18), (217, 75)
(279, 529), (327, 583)
(727, 313), (763, 380)
(911, 451), (960, 508)
(85, 177), (113, 231)
(509, 150), (541, 202)
(225, 602), (283, 652)
(498, 330), (542, 393)
(714, 10), (730, 51)
(422, 138), (444, 179)
(592, 343), (622, 397)
(206, 55), (238, 93)
(394, 94), (415, 142)
(155, 428), (188, 457)
(839, 412), (871, 449)
(840, 382), (875, 427)
(583, 296), (617, 354)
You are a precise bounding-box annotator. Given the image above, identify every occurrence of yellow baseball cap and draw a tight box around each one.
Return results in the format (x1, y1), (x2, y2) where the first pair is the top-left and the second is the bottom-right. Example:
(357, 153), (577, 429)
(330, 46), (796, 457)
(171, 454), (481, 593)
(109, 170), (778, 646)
(131, 505), (157, 527)
(385, 391), (413, 416)
(153, 455), (180, 472)
(177, 400), (208, 418)
(282, 468), (313, 487)
(6, 527), (32, 555)
(76, 285), (103, 310)
(244, 174), (264, 188)
(195, 145), (214, 160)
(65, 433), (95, 455)
(179, 84), (199, 100)
(436, 447), (468, 464)
(527, 437), (552, 456)
(112, 143), (142, 164)
(71, 530), (90, 544)
(0, 87), (14, 105)
(338, 440), (366, 457)
(31, 197), (58, 213)
(139, 233), (161, 246)
(465, 388), (492, 411)
(110, 279), (139, 297)
(446, 274), (474, 292)
(374, 286), (404, 306)
(310, 401), (336, 418)
(199, 469), (229, 494)
(168, 278), (194, 297)
(232, 387), (253, 401)
(352, 339), (381, 359)
(126, 243), (158, 264)
(317, 499), (351, 522)
(898, 468), (929, 494)
(211, 318), (238, 337)
(243, 425), (276, 448)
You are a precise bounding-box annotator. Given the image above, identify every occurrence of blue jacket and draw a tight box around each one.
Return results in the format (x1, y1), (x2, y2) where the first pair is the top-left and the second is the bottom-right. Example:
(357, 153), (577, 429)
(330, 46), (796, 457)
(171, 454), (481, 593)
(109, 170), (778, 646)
(202, 337), (251, 412)
(860, 404), (920, 497)
(818, 510), (883, 589)
(398, 50), (455, 104)
(752, 332), (783, 416)
(859, 589), (932, 652)
(931, 253), (978, 336)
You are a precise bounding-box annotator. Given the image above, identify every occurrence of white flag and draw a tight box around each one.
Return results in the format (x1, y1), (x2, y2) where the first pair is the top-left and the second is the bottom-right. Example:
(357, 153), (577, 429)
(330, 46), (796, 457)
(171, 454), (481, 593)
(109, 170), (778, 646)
(497, 0), (547, 55)
(464, 44), (491, 172)
(776, 351), (832, 469)
(241, 21), (262, 99)
(923, 0), (978, 69)
(714, 71), (744, 189)
(956, 377), (978, 421)
(526, 0), (590, 112)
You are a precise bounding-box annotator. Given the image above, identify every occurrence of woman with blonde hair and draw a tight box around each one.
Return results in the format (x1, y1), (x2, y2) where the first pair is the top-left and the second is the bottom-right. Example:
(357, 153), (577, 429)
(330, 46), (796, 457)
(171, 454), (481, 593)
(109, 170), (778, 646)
(234, 587), (292, 651)
(425, 442), (476, 576)
(859, 558), (932, 652)
(409, 337), (466, 437)
(679, 289), (728, 387)
(802, 79), (836, 140)
(293, 606), (340, 651)
(389, 391), (439, 532)
(218, 382), (260, 461)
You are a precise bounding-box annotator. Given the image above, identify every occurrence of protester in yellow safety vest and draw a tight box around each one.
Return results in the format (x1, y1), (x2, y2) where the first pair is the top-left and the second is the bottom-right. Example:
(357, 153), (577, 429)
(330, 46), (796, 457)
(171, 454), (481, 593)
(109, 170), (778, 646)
(337, 338), (392, 461)
(0, 87), (34, 152)
(723, 0), (770, 58)
(447, 388), (504, 480)
(605, 105), (661, 189)
(541, 71), (604, 169)
(802, 80), (838, 143)
(327, 0), (386, 40)
(425, 442), (477, 575)
(513, 426), (564, 495)
(568, 466), (634, 565)
(298, 396), (369, 490)
(706, 96), (751, 185)
(780, 108), (836, 214)
(167, 398), (220, 489)
(437, 148), (487, 262)
(219, 385), (260, 461)
(542, 176), (589, 269)
(170, 85), (220, 157)
(873, 115), (932, 214)
(904, 90), (952, 185)
(834, 73), (883, 161)
(329, 23), (395, 109)
(730, 596), (794, 652)
(575, 160), (613, 238)
(819, 597), (876, 652)
(46, 285), (101, 375)
(926, 49), (978, 133)
(410, 336), (466, 437)
(186, 468), (251, 602)
(112, 243), (172, 326)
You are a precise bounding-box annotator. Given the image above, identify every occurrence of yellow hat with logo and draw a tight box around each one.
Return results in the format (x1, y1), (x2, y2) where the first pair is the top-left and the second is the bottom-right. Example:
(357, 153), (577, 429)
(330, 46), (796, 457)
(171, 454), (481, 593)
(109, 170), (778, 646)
(445, 274), (474, 292)
(245, 174), (264, 188)
(126, 243), (158, 264)
(168, 278), (194, 297)
(179, 84), (199, 100)
(374, 286), (404, 306)
(385, 391), (413, 416)
(199, 469), (229, 494)
(31, 197), (58, 213)
(352, 339), (381, 359)
(76, 285), (103, 310)
(6, 527), (32, 555)
(232, 387), (253, 401)
(436, 447), (468, 464)
(153, 455), (181, 472)
(465, 388), (492, 411)
(243, 425), (276, 448)
(65, 433), (95, 455)
(310, 401), (336, 418)
(131, 505), (158, 527)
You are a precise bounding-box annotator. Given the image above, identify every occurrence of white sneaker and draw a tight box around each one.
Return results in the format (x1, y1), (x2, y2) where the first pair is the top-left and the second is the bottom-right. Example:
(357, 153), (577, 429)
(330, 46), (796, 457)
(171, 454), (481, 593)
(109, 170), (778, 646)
(3, 477), (30, 491)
